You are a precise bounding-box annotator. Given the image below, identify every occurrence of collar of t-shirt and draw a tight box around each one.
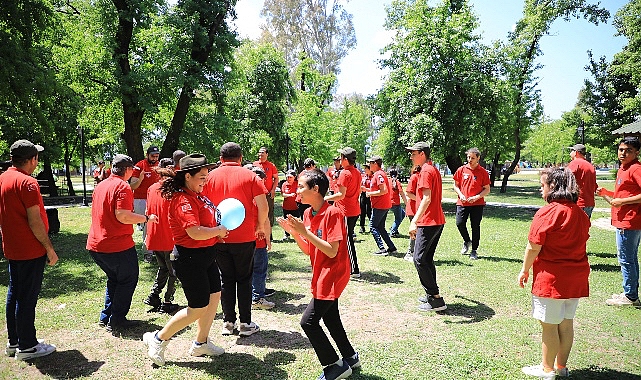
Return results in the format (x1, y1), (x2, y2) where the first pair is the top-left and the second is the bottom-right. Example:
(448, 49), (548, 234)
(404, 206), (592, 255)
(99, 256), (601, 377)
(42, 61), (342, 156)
(219, 161), (240, 167)
(7, 167), (29, 176)
(621, 159), (640, 170)
(310, 202), (330, 218)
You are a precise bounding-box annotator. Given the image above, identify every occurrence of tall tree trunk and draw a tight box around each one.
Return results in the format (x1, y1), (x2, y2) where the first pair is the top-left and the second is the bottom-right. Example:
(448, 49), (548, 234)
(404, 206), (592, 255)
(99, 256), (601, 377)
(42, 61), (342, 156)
(113, 0), (144, 162)
(444, 154), (463, 175)
(490, 151), (500, 186)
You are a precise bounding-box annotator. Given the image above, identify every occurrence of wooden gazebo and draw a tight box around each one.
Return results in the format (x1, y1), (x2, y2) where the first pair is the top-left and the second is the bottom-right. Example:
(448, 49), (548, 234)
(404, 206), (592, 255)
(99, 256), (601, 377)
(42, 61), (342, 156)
(612, 119), (641, 138)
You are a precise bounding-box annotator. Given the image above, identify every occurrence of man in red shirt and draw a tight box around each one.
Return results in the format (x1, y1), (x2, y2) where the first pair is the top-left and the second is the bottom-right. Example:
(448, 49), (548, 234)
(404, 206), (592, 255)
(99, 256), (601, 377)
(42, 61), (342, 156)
(93, 161), (107, 184)
(363, 156), (397, 256)
(254, 147), (279, 226)
(453, 147), (491, 260)
(131, 146), (161, 262)
(203, 142), (268, 336)
(597, 137), (641, 308)
(87, 154), (159, 333)
(567, 144), (597, 218)
(327, 156), (342, 195)
(407, 142), (447, 312)
(325, 147), (362, 277)
(0, 140), (58, 360)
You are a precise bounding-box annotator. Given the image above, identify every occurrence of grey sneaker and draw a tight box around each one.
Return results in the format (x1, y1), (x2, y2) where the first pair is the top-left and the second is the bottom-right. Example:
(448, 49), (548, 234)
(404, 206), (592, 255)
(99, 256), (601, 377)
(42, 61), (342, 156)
(605, 293), (641, 307)
(350, 272), (361, 279)
(189, 337), (224, 357)
(460, 241), (471, 255)
(403, 252), (413, 262)
(556, 367), (570, 377)
(6, 339), (44, 357)
(221, 321), (236, 336)
(143, 331), (169, 366)
(418, 295), (446, 312)
(252, 298), (275, 310)
(372, 249), (388, 256)
(15, 342), (56, 361)
(317, 359), (352, 380)
(239, 322), (260, 337)
(343, 352), (361, 369)
(469, 250), (478, 260)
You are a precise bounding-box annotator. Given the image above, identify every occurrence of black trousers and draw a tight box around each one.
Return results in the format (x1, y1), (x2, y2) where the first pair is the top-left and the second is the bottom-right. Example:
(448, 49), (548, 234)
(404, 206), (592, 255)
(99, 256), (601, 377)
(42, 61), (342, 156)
(413, 225), (444, 296)
(283, 209), (300, 237)
(346, 216), (359, 274)
(300, 298), (356, 366)
(214, 242), (255, 324)
(359, 193), (371, 230)
(455, 205), (485, 250)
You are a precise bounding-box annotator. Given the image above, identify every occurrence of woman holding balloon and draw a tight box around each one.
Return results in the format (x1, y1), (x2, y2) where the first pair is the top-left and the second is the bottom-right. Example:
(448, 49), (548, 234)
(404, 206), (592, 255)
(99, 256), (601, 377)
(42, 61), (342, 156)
(142, 154), (229, 367)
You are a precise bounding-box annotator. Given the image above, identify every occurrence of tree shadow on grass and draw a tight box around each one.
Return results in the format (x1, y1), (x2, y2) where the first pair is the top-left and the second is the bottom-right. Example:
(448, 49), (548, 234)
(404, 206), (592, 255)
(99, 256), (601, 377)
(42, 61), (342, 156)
(570, 366), (641, 379)
(171, 352), (293, 379)
(32, 349), (104, 378)
(589, 251), (617, 259)
(234, 329), (311, 350)
(482, 205), (538, 222)
(478, 255), (522, 264)
(356, 271), (402, 285)
(350, 372), (387, 380)
(591, 263), (622, 272)
(440, 295), (495, 324)
(434, 259), (472, 267)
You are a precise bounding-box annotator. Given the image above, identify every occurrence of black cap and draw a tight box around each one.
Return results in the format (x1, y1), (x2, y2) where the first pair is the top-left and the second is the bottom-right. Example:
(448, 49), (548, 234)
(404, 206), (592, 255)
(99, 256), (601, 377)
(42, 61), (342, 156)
(177, 154), (215, 172)
(338, 147), (357, 160)
(405, 142), (430, 152)
(304, 158), (315, 167)
(569, 144), (586, 155)
(10, 140), (44, 159)
(147, 146), (160, 155)
(112, 154), (134, 168)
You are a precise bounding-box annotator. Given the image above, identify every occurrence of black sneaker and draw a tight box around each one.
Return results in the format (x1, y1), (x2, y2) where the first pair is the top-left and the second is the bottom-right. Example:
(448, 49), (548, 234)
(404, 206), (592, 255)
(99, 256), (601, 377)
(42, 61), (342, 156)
(418, 295), (447, 312)
(264, 288), (276, 297)
(387, 247), (399, 255)
(160, 302), (180, 313)
(144, 294), (162, 308)
(372, 249), (388, 256)
(144, 253), (155, 263)
(469, 250), (478, 260)
(318, 360), (352, 380)
(390, 232), (400, 238)
(460, 241), (471, 255)
(343, 352), (361, 369)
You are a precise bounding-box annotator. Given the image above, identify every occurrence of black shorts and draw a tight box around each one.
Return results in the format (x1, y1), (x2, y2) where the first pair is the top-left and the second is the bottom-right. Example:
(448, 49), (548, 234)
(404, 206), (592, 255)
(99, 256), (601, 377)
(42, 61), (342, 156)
(173, 245), (221, 309)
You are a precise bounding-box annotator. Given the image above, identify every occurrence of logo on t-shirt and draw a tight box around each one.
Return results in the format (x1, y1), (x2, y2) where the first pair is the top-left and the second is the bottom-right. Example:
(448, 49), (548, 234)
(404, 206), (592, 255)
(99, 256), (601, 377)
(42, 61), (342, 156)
(27, 183), (38, 192)
(181, 204), (192, 213)
(463, 173), (469, 180)
(316, 229), (323, 238)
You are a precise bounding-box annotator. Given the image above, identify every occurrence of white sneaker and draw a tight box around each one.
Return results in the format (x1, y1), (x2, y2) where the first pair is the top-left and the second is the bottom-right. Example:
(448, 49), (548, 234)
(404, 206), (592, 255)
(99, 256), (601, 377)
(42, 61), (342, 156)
(143, 331), (169, 366)
(239, 322), (260, 337)
(189, 337), (224, 357)
(403, 252), (413, 262)
(556, 367), (570, 377)
(605, 293), (641, 307)
(521, 364), (556, 379)
(252, 298), (275, 310)
(221, 321), (236, 336)
(14, 342), (56, 361)
(6, 339), (44, 357)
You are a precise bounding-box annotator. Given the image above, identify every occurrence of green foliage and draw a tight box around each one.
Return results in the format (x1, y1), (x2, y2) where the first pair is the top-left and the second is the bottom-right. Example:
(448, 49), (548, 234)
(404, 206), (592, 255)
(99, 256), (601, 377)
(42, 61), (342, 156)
(523, 119), (574, 165)
(611, 0), (641, 114)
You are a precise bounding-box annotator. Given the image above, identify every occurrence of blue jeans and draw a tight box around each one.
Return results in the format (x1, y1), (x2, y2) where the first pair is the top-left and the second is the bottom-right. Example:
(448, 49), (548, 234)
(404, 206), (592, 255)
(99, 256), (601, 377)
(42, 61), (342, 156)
(616, 228), (641, 300)
(90, 247), (139, 325)
(6, 255), (46, 349)
(370, 208), (396, 251)
(252, 247), (268, 300)
(389, 205), (406, 235)
(582, 207), (594, 219)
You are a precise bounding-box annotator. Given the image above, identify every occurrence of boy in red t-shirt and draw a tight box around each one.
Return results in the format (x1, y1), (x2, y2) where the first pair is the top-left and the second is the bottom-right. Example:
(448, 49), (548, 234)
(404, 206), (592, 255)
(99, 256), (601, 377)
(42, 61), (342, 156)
(277, 169), (358, 380)
(280, 169), (299, 240)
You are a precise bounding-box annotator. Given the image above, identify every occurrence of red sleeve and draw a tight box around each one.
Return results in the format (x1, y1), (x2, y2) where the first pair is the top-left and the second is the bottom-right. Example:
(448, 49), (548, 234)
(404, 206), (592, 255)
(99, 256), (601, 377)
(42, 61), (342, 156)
(480, 168), (491, 186)
(132, 160), (144, 177)
(114, 183), (134, 211)
(417, 168), (434, 192)
(252, 175), (268, 196)
(174, 195), (200, 230)
(452, 167), (462, 184)
(22, 177), (43, 209)
(325, 207), (345, 244)
(528, 207), (552, 246)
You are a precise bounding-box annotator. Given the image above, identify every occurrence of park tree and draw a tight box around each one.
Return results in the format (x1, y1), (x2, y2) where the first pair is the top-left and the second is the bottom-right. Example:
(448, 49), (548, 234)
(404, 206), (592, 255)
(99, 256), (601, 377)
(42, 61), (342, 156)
(523, 118), (574, 167)
(259, 0), (357, 75)
(497, 0), (609, 192)
(375, 0), (498, 172)
(609, 0), (641, 115)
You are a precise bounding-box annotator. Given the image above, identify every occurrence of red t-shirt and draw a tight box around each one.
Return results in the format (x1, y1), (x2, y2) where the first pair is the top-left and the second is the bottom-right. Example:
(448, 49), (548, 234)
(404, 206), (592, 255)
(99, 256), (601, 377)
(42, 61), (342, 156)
(145, 181), (174, 251)
(567, 158), (597, 208)
(304, 202), (350, 300)
(281, 180), (298, 211)
(335, 165), (361, 217)
(405, 173), (418, 217)
(0, 167), (49, 260)
(327, 167), (339, 193)
(169, 188), (218, 248)
(253, 202), (267, 249)
(415, 163), (445, 226)
(202, 162), (268, 243)
(132, 159), (160, 199)
(361, 173), (371, 191)
(369, 170), (392, 209)
(612, 159), (641, 229)
(253, 160), (278, 192)
(528, 200), (590, 299)
(453, 164), (490, 206)
(86, 175), (135, 253)
(390, 178), (403, 206)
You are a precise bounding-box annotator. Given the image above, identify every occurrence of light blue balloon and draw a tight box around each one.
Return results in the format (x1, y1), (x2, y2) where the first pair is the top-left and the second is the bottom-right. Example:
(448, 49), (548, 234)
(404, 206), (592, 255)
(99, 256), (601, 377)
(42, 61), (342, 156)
(216, 198), (245, 231)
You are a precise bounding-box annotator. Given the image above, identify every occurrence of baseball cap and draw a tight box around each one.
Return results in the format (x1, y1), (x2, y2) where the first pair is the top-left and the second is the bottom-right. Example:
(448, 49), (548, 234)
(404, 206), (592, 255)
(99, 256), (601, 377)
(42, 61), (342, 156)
(338, 147), (357, 160)
(405, 142), (430, 151)
(112, 154), (134, 168)
(147, 146), (160, 155)
(367, 155), (383, 162)
(10, 140), (44, 159)
(304, 158), (315, 167)
(569, 144), (586, 154)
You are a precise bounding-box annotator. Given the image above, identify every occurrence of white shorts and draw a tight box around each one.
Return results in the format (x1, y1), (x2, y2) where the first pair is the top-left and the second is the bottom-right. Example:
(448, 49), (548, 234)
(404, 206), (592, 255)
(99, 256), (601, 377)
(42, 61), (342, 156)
(531, 296), (580, 324)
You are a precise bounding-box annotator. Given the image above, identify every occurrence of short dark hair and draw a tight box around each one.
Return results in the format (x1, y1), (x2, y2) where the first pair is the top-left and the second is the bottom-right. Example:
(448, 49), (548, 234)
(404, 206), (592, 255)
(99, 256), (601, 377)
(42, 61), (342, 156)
(541, 167), (578, 203)
(342, 154), (356, 166)
(299, 168), (330, 196)
(619, 137), (641, 151)
(389, 169), (398, 177)
(220, 142), (242, 160)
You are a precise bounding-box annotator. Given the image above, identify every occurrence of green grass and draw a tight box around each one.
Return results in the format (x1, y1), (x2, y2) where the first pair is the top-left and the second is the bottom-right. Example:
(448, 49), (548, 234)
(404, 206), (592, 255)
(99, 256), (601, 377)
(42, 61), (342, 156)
(0, 188), (639, 379)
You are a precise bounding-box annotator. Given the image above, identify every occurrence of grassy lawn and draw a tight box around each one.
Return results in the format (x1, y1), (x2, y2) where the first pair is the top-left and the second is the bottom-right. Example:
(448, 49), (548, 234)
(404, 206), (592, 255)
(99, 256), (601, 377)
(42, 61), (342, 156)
(1, 187), (639, 379)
